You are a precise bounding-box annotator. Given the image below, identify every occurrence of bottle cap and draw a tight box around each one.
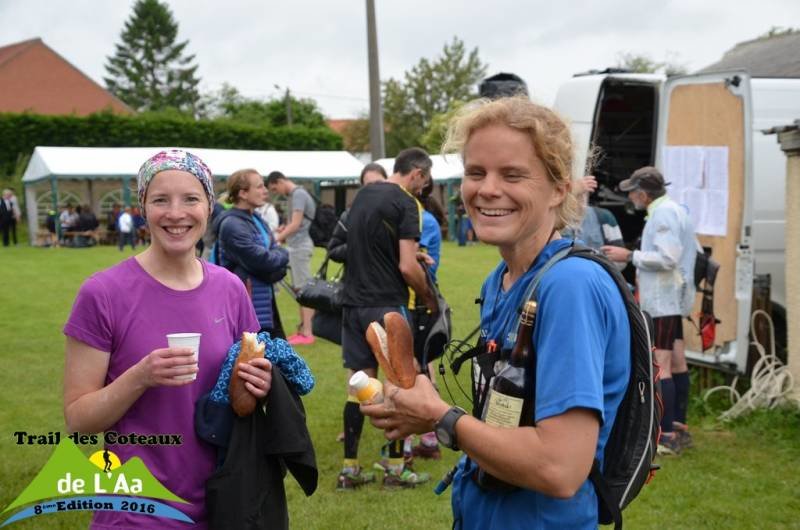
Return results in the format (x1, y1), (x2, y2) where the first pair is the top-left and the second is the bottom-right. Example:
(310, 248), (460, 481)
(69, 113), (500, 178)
(349, 370), (369, 390)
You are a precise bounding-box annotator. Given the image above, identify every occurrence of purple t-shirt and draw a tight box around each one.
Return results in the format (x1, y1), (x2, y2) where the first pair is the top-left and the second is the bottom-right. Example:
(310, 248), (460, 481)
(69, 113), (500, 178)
(64, 257), (259, 530)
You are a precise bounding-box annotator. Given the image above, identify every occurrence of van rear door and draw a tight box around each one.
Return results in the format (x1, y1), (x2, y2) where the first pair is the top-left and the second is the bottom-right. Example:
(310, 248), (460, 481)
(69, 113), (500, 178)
(654, 71), (754, 373)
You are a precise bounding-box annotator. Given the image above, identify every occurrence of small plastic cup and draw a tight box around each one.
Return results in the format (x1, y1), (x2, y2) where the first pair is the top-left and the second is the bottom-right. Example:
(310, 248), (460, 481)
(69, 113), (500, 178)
(166, 333), (201, 381)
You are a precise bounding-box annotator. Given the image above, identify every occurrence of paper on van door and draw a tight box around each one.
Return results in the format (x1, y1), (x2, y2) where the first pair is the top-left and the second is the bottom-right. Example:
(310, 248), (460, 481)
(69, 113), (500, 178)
(664, 146), (729, 236)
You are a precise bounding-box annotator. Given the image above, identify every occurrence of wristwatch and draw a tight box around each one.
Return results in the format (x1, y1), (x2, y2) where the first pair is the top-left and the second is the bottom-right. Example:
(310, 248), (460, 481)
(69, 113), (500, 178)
(435, 406), (467, 450)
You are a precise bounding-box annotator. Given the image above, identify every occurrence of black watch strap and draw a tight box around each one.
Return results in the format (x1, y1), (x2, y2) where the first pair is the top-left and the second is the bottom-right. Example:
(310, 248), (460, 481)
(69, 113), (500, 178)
(435, 406), (467, 450)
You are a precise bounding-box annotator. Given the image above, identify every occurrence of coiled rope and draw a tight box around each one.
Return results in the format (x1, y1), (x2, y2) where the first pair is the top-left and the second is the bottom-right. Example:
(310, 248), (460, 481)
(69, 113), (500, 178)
(703, 309), (798, 420)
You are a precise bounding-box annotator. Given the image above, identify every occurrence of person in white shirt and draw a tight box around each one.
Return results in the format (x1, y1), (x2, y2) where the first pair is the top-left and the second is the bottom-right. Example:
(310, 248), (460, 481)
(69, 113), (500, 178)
(602, 166), (697, 455)
(256, 200), (280, 233)
(117, 206), (136, 251)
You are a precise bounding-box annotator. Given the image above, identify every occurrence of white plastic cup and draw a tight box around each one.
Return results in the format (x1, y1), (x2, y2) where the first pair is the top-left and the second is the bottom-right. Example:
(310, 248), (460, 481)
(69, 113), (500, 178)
(166, 333), (201, 381)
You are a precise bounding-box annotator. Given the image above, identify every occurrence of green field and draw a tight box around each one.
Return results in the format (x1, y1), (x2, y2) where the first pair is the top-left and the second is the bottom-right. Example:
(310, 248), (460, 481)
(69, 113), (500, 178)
(0, 242), (798, 529)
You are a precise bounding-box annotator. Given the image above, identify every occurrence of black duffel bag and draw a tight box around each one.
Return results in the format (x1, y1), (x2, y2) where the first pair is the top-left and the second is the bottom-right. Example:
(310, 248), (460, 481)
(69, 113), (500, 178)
(312, 310), (342, 345)
(295, 256), (343, 314)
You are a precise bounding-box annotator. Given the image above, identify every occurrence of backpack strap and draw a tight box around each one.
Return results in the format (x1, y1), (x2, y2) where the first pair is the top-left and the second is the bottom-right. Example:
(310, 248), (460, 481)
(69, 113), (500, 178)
(521, 243), (631, 530)
(590, 460), (622, 530)
(506, 244), (573, 340)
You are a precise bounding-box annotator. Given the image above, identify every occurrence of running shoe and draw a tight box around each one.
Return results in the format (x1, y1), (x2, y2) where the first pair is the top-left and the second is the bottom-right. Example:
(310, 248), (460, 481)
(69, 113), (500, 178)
(287, 333), (315, 346)
(336, 467), (376, 490)
(657, 433), (682, 456)
(382, 466), (430, 489)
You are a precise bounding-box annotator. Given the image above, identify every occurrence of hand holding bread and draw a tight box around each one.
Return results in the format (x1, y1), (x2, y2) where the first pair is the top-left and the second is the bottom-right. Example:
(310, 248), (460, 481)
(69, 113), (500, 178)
(229, 332), (266, 417)
(365, 312), (416, 389)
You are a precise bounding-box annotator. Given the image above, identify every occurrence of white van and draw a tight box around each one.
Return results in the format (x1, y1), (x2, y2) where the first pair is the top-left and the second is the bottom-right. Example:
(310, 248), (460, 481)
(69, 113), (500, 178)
(553, 69), (800, 374)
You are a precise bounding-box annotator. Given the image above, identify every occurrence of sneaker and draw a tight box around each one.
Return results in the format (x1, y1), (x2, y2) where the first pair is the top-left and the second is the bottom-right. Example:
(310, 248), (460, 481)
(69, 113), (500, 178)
(336, 467), (376, 490)
(411, 443), (441, 460)
(382, 466), (430, 489)
(675, 429), (694, 449)
(672, 423), (694, 449)
(287, 333), (315, 346)
(657, 433), (682, 456)
(374, 454), (415, 473)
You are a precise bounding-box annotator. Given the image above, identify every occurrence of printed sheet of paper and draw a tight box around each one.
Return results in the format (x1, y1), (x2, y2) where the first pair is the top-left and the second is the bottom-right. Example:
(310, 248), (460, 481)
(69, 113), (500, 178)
(663, 146), (729, 236)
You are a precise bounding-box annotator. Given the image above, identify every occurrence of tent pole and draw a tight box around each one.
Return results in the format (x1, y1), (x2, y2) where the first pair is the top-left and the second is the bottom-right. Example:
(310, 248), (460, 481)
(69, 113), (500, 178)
(51, 176), (60, 241)
(24, 184), (38, 246)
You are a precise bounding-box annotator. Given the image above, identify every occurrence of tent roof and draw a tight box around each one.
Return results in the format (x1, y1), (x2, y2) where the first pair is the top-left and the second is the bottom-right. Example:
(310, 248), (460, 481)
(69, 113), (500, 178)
(22, 146), (365, 184)
(374, 154), (464, 182)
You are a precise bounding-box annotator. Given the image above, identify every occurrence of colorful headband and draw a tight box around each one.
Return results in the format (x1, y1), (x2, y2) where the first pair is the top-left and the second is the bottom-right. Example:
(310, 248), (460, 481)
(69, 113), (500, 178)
(137, 149), (215, 212)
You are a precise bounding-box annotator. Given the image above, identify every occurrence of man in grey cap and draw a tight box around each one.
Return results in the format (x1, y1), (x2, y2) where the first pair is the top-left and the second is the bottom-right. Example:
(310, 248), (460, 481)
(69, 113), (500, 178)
(602, 166), (697, 456)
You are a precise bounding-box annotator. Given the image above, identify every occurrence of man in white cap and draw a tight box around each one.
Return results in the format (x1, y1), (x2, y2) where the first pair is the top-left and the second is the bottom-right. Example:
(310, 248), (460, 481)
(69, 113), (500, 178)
(602, 166), (697, 456)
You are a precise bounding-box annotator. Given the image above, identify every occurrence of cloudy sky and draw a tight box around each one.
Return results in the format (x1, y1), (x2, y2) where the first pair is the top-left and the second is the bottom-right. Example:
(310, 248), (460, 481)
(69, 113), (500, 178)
(2, 0), (798, 118)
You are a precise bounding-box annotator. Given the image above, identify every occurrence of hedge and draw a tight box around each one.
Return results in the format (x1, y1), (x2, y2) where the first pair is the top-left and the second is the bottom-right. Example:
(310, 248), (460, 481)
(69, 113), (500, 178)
(0, 111), (343, 176)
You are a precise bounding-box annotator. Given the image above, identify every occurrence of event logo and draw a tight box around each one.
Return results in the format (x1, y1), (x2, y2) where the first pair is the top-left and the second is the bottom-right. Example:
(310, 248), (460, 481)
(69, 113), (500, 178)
(0, 439), (192, 527)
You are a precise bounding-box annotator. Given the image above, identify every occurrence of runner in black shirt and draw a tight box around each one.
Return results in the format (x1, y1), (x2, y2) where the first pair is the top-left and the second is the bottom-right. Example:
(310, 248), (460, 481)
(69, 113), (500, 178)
(337, 147), (436, 490)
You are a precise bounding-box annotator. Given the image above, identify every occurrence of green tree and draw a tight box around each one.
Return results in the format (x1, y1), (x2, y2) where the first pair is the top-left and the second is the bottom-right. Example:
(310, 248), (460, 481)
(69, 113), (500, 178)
(340, 116), (371, 153)
(615, 52), (687, 76)
(104, 0), (201, 114)
(383, 37), (487, 155)
(419, 101), (465, 154)
(200, 84), (327, 128)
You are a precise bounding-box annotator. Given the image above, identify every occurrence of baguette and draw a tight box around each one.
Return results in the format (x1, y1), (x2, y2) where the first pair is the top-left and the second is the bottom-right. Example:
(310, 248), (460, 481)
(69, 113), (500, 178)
(365, 312), (416, 389)
(229, 332), (266, 417)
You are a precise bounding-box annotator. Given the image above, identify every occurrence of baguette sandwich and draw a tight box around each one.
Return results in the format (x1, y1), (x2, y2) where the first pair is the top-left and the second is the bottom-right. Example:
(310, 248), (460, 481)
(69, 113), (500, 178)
(365, 312), (416, 389)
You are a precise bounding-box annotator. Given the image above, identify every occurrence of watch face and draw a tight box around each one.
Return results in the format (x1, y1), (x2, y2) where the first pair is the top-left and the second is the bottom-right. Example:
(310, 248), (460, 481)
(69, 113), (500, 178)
(436, 427), (452, 447)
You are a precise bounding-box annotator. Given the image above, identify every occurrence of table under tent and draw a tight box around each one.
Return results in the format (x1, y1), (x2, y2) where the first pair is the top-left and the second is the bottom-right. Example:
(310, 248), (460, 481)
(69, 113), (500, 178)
(21, 146), (365, 245)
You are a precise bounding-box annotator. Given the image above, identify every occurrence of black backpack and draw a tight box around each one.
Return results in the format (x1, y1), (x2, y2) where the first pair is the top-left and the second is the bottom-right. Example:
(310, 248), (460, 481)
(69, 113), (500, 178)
(295, 189), (337, 247)
(520, 244), (660, 530)
(308, 202), (337, 247)
(452, 244), (659, 527)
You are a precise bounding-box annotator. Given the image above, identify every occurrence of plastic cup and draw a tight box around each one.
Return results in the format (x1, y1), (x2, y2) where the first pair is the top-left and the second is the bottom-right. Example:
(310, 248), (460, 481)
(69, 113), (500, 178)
(166, 333), (201, 381)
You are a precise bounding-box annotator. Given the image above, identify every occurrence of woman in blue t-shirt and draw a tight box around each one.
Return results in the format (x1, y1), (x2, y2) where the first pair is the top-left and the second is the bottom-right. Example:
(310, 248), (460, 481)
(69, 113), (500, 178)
(362, 98), (630, 529)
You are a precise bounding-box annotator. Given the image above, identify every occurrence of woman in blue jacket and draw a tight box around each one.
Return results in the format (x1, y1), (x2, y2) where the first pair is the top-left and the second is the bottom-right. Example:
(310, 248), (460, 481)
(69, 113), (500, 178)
(214, 169), (289, 339)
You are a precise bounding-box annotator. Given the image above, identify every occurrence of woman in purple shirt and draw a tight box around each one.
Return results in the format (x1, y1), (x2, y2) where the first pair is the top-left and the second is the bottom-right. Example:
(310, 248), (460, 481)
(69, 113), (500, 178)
(63, 150), (272, 530)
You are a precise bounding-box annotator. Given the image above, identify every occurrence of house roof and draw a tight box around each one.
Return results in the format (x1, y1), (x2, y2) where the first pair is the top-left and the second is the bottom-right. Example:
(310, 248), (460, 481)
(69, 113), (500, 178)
(22, 146), (365, 185)
(697, 32), (800, 77)
(0, 37), (132, 115)
(326, 119), (357, 134)
(0, 37), (39, 67)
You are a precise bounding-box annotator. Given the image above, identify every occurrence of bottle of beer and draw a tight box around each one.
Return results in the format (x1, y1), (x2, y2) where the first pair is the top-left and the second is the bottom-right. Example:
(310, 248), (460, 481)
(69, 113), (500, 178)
(483, 300), (537, 427)
(477, 299), (537, 491)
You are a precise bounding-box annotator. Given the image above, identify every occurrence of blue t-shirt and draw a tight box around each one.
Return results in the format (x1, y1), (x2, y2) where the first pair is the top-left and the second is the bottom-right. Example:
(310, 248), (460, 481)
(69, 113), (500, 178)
(419, 210), (442, 281)
(451, 239), (630, 530)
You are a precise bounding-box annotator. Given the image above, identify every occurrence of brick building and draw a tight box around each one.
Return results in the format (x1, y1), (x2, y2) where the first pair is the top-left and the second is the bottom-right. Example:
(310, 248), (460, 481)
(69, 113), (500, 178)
(0, 38), (131, 115)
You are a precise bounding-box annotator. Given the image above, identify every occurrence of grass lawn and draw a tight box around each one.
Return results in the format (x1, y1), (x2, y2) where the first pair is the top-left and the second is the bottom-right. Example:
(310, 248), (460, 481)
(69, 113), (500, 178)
(0, 241), (799, 529)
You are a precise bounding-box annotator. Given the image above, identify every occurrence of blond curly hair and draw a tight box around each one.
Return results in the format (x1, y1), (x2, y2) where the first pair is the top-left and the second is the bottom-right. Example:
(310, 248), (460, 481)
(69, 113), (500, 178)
(442, 97), (581, 231)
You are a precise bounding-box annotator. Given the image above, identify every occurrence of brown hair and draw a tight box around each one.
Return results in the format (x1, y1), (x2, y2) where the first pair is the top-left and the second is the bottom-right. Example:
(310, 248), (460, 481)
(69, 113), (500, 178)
(442, 97), (581, 230)
(227, 169), (260, 204)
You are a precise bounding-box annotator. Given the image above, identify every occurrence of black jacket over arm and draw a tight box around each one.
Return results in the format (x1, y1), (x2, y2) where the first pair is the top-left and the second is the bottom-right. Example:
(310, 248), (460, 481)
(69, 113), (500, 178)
(203, 367), (317, 530)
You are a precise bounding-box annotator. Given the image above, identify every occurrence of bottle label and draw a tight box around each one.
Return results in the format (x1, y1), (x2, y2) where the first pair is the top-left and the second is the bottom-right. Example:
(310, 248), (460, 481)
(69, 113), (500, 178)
(484, 389), (524, 428)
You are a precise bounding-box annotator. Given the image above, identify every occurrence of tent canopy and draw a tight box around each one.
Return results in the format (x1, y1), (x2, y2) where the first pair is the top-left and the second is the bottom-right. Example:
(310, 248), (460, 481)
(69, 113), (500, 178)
(374, 154), (464, 182)
(22, 146), (365, 184)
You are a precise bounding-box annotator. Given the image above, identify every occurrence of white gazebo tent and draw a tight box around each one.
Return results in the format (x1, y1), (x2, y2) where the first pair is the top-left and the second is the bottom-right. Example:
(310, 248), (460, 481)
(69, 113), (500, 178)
(22, 146), (365, 244)
(374, 154), (465, 238)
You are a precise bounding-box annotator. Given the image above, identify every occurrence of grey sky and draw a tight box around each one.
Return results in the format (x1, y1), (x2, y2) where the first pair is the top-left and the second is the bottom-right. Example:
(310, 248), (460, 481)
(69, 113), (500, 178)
(1, 0), (798, 118)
